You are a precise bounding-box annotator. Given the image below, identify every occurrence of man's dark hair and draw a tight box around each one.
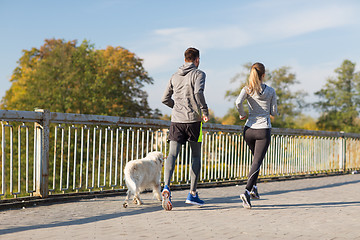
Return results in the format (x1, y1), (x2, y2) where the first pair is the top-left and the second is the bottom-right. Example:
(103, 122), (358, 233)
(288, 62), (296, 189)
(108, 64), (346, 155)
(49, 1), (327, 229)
(184, 47), (200, 62)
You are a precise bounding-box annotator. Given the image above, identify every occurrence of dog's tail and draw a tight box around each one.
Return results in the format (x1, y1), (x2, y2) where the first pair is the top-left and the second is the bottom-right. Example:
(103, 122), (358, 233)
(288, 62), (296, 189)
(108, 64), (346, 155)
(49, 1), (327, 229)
(123, 166), (137, 208)
(124, 166), (137, 194)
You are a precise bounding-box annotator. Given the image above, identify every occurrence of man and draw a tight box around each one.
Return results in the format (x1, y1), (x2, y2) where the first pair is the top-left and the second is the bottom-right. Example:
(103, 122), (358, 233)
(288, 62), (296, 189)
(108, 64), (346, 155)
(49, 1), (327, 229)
(161, 47), (209, 211)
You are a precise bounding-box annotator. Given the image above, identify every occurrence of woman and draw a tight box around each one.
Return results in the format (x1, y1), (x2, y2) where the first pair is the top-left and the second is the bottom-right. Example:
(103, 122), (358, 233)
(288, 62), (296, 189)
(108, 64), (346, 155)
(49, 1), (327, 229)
(235, 62), (278, 209)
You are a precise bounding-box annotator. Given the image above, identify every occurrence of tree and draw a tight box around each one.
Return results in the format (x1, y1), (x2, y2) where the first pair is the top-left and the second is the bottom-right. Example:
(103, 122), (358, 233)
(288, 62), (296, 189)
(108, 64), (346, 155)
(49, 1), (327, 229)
(314, 60), (360, 132)
(224, 63), (308, 128)
(222, 63), (251, 126)
(221, 107), (245, 125)
(161, 109), (221, 124)
(293, 114), (319, 131)
(1, 39), (157, 118)
(269, 67), (308, 128)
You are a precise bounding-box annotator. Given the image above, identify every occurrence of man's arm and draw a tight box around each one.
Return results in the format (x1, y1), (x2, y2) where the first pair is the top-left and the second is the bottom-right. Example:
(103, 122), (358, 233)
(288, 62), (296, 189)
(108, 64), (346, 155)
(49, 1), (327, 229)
(161, 79), (174, 108)
(194, 71), (209, 119)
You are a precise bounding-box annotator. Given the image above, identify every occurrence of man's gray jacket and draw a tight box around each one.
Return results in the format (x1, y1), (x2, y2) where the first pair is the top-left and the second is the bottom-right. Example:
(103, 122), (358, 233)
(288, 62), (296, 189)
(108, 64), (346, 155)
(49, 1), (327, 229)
(161, 62), (209, 123)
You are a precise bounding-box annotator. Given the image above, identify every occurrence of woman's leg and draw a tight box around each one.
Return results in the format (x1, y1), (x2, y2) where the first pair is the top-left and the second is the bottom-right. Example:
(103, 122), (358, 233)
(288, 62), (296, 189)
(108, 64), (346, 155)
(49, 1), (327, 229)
(244, 128), (271, 191)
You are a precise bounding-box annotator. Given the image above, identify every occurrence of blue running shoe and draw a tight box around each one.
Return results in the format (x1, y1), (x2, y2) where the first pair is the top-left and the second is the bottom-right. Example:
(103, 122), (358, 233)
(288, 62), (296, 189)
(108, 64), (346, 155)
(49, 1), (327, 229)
(185, 192), (204, 206)
(162, 185), (173, 211)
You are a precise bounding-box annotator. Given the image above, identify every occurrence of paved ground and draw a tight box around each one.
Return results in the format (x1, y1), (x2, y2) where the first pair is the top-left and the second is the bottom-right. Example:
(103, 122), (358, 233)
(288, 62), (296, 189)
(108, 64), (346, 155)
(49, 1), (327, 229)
(0, 174), (360, 240)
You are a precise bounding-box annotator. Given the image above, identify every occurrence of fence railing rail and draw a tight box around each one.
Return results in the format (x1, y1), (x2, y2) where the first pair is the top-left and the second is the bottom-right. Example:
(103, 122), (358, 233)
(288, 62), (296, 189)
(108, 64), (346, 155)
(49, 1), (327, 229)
(1, 109), (359, 200)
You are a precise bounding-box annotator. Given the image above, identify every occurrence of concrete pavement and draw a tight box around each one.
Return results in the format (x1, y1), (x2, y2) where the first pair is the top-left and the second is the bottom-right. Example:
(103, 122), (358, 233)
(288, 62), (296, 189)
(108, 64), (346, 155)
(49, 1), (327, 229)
(1, 174), (360, 240)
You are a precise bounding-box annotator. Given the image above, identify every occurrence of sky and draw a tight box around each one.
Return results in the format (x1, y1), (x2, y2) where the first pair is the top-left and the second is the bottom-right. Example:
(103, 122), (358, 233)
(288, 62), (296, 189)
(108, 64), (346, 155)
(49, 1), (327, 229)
(1, 0), (360, 118)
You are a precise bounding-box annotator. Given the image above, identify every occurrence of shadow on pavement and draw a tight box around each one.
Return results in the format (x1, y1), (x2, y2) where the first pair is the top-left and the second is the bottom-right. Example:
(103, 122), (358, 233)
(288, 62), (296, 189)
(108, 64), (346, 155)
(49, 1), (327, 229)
(1, 177), (359, 235)
(254, 201), (360, 210)
(261, 179), (360, 196)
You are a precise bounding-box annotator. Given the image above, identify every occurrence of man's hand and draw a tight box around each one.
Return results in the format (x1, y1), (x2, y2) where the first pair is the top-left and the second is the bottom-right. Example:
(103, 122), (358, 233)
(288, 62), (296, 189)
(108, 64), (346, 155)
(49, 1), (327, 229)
(202, 115), (209, 123)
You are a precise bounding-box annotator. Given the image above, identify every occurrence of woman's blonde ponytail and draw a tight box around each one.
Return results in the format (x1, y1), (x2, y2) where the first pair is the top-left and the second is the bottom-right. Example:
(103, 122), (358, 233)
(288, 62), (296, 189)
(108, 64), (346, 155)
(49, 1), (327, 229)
(246, 63), (265, 95)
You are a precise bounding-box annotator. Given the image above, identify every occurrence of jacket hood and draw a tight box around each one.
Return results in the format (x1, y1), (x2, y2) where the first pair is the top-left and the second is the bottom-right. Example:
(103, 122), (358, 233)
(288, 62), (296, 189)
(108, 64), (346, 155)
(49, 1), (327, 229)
(177, 62), (197, 76)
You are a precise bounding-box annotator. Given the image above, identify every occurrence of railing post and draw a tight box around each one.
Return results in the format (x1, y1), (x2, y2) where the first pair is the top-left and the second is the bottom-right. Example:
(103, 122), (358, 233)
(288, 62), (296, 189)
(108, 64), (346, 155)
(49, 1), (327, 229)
(34, 109), (50, 198)
(339, 131), (346, 172)
(1, 123), (6, 197)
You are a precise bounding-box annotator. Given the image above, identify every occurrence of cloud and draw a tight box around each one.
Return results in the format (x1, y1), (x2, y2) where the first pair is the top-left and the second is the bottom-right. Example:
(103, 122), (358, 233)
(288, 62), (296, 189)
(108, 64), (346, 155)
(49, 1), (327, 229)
(136, 1), (360, 118)
(140, 2), (357, 72)
(154, 26), (251, 49)
(261, 4), (355, 39)
(140, 51), (178, 72)
(139, 26), (251, 72)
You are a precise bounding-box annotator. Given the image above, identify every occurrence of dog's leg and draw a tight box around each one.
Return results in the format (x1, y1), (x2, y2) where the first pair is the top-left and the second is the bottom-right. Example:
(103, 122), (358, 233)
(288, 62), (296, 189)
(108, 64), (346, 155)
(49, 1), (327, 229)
(137, 198), (143, 205)
(134, 192), (143, 205)
(153, 183), (162, 201)
(123, 190), (131, 208)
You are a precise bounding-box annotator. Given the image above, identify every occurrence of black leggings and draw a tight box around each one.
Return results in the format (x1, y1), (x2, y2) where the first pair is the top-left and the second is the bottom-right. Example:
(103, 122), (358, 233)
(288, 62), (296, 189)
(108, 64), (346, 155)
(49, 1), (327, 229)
(243, 127), (271, 191)
(164, 141), (202, 192)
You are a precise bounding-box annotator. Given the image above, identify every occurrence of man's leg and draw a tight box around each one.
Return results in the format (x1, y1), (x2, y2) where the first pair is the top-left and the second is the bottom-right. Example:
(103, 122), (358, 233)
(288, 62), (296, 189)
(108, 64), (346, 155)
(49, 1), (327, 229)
(185, 141), (204, 206)
(164, 141), (182, 187)
(162, 140), (182, 211)
(189, 141), (202, 193)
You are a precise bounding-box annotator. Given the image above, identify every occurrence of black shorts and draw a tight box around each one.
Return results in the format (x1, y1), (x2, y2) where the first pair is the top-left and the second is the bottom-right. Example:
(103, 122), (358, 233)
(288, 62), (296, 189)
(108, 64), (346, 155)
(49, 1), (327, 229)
(168, 121), (203, 144)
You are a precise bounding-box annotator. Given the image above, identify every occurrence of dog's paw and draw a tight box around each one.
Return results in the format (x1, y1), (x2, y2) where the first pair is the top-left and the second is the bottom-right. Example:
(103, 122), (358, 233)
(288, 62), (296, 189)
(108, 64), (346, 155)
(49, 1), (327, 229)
(123, 202), (128, 208)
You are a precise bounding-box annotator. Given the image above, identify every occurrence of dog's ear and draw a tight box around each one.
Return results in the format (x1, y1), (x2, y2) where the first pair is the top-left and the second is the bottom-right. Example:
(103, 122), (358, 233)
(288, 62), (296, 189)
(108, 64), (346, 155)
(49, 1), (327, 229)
(158, 153), (165, 163)
(148, 151), (164, 163)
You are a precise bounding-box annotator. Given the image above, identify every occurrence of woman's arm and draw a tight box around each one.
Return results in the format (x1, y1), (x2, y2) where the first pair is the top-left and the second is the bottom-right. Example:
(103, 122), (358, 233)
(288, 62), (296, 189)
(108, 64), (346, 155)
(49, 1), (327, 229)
(235, 88), (248, 119)
(270, 89), (279, 117)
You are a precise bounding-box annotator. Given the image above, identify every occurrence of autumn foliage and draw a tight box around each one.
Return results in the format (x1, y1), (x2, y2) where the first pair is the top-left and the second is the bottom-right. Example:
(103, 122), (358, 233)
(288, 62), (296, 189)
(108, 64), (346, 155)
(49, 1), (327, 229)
(1, 39), (156, 118)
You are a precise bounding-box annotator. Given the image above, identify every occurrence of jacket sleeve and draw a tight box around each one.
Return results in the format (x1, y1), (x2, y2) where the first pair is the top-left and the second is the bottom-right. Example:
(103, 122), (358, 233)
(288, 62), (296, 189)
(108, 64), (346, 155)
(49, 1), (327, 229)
(161, 79), (174, 108)
(270, 89), (279, 116)
(235, 88), (247, 118)
(194, 71), (209, 117)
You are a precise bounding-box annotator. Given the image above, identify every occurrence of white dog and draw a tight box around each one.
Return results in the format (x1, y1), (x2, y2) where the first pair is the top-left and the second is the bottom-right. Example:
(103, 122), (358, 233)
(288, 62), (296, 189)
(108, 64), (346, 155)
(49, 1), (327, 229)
(123, 151), (164, 208)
